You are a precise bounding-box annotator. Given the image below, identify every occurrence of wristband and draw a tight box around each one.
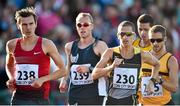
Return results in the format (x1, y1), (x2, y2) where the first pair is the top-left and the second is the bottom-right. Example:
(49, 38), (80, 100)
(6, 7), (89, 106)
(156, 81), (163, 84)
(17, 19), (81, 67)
(89, 66), (94, 73)
(150, 77), (157, 84)
(159, 77), (164, 85)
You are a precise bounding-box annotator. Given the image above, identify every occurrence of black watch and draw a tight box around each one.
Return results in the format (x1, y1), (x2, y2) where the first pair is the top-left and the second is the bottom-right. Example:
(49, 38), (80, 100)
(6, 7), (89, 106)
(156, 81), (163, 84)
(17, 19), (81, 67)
(159, 77), (164, 85)
(150, 77), (157, 84)
(89, 66), (94, 73)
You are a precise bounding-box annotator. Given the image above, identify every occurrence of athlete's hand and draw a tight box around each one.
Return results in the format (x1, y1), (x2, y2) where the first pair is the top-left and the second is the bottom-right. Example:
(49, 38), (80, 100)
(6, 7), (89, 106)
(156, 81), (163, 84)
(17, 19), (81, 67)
(76, 65), (89, 73)
(6, 79), (16, 91)
(59, 80), (68, 93)
(146, 80), (154, 95)
(111, 58), (124, 68)
(31, 78), (44, 88)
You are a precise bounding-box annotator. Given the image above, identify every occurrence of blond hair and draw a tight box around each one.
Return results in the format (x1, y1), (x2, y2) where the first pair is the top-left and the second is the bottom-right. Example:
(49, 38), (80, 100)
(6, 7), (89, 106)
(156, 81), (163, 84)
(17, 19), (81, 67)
(76, 12), (93, 23)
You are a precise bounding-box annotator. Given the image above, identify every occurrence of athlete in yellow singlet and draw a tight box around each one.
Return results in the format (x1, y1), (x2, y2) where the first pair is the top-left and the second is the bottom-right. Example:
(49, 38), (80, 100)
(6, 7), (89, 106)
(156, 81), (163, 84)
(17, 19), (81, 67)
(138, 25), (179, 105)
(133, 14), (154, 51)
(92, 21), (160, 105)
(133, 14), (154, 104)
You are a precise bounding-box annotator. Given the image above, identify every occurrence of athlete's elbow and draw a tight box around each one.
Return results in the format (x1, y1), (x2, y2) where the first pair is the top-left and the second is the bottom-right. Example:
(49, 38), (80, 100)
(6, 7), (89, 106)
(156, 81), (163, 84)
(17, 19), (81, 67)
(168, 83), (178, 93)
(171, 84), (178, 93)
(6, 63), (14, 70)
(155, 62), (160, 70)
(154, 62), (160, 75)
(62, 69), (67, 77)
(92, 69), (100, 80)
(91, 72), (98, 80)
(6, 65), (15, 73)
(58, 68), (67, 78)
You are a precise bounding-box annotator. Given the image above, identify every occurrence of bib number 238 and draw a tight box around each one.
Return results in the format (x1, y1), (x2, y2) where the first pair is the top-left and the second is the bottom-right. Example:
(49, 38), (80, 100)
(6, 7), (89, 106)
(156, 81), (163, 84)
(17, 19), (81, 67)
(16, 64), (38, 85)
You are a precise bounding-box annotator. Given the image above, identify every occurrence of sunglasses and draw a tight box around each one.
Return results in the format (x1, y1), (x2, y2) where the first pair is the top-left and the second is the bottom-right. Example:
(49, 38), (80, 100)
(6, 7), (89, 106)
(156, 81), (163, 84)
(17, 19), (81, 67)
(117, 32), (134, 37)
(77, 23), (91, 28)
(150, 38), (164, 43)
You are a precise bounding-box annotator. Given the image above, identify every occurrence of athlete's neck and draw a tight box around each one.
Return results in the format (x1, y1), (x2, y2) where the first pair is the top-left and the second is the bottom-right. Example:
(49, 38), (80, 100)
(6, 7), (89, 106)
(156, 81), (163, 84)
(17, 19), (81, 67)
(22, 35), (38, 44)
(79, 36), (95, 47)
(120, 45), (134, 59)
(152, 46), (167, 59)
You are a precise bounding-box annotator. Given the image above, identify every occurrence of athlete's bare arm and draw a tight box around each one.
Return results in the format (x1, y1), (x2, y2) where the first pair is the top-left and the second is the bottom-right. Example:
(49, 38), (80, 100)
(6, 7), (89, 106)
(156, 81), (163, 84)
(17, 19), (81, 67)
(59, 41), (73, 93)
(159, 56), (179, 92)
(94, 40), (108, 57)
(5, 39), (18, 90)
(141, 51), (160, 79)
(44, 38), (67, 79)
(31, 38), (67, 88)
(141, 51), (160, 94)
(92, 48), (123, 80)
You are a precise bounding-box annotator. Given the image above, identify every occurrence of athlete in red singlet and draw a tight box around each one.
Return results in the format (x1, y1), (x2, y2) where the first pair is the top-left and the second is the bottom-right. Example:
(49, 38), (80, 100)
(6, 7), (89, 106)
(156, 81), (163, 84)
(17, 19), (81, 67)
(5, 7), (67, 105)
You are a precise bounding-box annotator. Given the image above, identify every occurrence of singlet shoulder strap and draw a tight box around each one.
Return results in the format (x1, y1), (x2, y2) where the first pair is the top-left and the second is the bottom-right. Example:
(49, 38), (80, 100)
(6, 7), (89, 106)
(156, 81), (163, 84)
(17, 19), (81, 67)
(70, 39), (79, 55)
(112, 46), (120, 54)
(161, 52), (172, 73)
(14, 38), (22, 52)
(133, 38), (140, 47)
(166, 53), (172, 73)
(16, 38), (22, 46)
(33, 37), (42, 51)
(134, 47), (141, 54)
(159, 52), (172, 61)
(38, 36), (42, 43)
(92, 38), (99, 47)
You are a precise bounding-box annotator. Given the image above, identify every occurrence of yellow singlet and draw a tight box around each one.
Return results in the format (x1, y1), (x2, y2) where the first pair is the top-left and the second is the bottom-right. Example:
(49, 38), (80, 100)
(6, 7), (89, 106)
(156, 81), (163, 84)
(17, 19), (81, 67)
(138, 52), (172, 105)
(133, 38), (152, 51)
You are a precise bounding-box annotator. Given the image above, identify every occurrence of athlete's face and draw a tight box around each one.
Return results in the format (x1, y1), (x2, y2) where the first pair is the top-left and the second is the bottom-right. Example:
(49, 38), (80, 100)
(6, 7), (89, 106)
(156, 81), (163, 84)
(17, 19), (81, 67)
(117, 26), (135, 47)
(149, 32), (165, 53)
(17, 15), (37, 38)
(137, 22), (151, 42)
(76, 16), (93, 39)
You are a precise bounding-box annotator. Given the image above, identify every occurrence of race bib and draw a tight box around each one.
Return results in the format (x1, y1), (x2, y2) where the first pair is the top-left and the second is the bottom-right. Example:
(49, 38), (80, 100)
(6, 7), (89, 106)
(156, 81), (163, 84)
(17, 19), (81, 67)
(15, 64), (38, 85)
(71, 64), (93, 85)
(113, 67), (138, 89)
(141, 77), (163, 97)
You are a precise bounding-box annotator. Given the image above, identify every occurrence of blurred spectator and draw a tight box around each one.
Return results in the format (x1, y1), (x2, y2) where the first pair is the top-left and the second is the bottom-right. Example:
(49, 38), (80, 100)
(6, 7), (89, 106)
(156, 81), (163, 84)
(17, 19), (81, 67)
(46, 24), (71, 105)
(47, 24), (71, 63)
(36, 0), (62, 36)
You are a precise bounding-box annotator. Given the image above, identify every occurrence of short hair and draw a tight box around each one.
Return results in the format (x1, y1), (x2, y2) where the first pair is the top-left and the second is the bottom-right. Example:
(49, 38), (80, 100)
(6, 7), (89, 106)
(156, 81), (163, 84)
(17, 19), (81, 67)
(15, 6), (37, 24)
(137, 14), (154, 26)
(149, 25), (167, 38)
(76, 12), (93, 23)
(118, 21), (135, 32)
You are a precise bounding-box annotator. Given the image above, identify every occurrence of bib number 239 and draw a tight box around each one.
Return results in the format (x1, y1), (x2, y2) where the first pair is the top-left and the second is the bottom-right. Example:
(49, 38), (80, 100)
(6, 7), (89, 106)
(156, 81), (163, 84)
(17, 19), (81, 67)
(71, 64), (93, 85)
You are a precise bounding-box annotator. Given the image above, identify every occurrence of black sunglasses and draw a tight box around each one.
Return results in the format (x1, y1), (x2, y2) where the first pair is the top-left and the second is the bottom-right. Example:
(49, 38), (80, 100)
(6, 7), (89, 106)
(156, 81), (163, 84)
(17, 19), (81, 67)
(77, 23), (91, 28)
(150, 38), (164, 43)
(117, 32), (134, 37)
